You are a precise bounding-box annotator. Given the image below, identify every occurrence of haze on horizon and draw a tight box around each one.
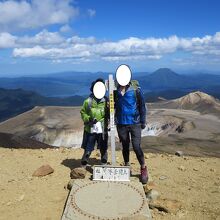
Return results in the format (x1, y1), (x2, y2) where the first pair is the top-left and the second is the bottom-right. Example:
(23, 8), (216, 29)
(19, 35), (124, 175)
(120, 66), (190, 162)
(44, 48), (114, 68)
(0, 0), (220, 76)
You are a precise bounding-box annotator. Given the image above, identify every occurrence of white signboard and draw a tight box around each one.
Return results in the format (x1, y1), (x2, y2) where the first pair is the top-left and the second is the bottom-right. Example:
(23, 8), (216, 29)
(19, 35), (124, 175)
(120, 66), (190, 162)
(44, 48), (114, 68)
(93, 165), (130, 181)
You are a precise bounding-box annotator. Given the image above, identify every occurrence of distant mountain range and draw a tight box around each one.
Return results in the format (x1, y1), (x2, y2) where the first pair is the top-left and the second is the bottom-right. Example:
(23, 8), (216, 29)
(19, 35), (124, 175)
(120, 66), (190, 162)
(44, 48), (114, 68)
(0, 71), (109, 97)
(0, 88), (84, 122)
(0, 68), (220, 98)
(149, 91), (220, 118)
(1, 68), (220, 122)
(0, 91), (220, 148)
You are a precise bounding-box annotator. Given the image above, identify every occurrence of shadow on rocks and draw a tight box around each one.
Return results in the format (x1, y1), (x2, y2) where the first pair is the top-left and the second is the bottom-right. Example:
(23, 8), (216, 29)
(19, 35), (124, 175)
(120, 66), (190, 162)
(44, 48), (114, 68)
(61, 158), (100, 174)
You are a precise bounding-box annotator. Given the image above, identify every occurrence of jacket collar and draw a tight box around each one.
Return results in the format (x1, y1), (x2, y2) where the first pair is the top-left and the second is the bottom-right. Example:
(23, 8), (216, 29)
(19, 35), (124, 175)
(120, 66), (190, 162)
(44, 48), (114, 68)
(89, 93), (105, 103)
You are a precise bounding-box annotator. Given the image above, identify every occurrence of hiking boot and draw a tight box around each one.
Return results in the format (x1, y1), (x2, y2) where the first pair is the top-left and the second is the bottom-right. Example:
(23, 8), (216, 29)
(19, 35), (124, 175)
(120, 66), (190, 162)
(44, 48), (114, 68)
(101, 158), (107, 166)
(124, 162), (130, 166)
(81, 151), (91, 166)
(140, 166), (148, 184)
(81, 164), (87, 169)
(100, 150), (108, 166)
(81, 160), (88, 166)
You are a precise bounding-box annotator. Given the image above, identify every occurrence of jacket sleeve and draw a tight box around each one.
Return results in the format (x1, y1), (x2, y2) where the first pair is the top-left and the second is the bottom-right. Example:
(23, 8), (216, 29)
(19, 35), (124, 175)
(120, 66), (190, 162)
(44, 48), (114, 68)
(80, 99), (90, 123)
(137, 88), (147, 125)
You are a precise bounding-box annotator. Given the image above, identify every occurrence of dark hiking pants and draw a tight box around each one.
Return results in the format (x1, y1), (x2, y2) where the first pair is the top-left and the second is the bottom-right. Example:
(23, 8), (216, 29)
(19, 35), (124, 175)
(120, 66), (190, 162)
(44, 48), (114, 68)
(81, 131), (108, 165)
(117, 124), (145, 166)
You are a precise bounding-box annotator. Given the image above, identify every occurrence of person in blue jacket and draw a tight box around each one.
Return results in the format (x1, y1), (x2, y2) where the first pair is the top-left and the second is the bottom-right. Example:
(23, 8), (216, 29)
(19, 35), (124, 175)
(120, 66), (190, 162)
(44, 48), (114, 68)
(115, 65), (148, 184)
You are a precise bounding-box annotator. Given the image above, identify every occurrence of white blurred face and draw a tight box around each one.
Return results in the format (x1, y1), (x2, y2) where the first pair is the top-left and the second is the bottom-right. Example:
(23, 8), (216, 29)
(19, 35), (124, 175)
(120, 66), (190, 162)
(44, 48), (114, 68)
(116, 64), (132, 86)
(93, 81), (106, 99)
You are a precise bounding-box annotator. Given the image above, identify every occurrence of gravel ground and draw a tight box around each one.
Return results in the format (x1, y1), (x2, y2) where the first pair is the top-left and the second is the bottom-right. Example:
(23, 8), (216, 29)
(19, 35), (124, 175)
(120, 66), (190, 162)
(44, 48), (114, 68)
(0, 147), (219, 220)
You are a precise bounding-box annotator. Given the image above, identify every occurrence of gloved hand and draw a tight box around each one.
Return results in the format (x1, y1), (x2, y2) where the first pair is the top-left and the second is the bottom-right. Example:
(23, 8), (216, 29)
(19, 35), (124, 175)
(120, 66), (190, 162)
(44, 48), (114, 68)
(87, 118), (98, 126)
(87, 118), (94, 126)
(93, 118), (98, 124)
(141, 124), (146, 129)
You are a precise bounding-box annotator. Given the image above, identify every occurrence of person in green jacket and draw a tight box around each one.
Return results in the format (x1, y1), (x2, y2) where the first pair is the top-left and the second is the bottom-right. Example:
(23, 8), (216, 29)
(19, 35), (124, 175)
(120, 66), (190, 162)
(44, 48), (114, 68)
(80, 78), (109, 166)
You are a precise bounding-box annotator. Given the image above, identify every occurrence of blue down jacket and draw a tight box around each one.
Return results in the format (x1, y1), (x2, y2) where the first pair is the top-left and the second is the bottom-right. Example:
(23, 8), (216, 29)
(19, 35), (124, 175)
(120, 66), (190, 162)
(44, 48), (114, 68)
(115, 85), (147, 125)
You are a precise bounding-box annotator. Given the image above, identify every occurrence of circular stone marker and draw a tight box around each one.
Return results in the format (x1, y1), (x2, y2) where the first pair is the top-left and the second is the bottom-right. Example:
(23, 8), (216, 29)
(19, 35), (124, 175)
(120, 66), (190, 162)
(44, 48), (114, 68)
(70, 181), (146, 219)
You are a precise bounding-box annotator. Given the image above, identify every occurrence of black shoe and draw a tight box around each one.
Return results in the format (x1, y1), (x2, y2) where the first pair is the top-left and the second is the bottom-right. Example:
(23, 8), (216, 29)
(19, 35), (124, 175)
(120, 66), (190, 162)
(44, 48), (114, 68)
(124, 162), (130, 166)
(81, 151), (91, 166)
(101, 158), (107, 165)
(81, 160), (88, 166)
(100, 151), (108, 165)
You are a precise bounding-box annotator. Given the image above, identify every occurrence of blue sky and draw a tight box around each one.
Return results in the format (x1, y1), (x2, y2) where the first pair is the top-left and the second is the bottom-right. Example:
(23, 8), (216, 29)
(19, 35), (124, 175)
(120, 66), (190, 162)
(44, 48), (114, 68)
(0, 0), (220, 76)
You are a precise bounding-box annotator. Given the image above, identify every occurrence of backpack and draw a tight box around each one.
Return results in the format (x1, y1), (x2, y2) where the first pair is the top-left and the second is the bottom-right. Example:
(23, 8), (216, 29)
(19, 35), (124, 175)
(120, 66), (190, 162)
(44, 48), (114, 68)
(130, 80), (140, 89)
(130, 80), (141, 103)
(114, 80), (142, 107)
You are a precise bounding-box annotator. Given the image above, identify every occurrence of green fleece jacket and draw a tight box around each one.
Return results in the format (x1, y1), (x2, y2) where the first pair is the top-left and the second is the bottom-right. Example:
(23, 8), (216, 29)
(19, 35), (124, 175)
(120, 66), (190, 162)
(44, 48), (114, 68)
(80, 95), (108, 133)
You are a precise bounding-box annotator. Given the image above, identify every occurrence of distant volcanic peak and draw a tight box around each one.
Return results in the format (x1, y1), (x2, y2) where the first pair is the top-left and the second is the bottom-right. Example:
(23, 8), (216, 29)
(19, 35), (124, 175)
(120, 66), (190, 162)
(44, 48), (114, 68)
(178, 91), (217, 105)
(151, 68), (179, 76)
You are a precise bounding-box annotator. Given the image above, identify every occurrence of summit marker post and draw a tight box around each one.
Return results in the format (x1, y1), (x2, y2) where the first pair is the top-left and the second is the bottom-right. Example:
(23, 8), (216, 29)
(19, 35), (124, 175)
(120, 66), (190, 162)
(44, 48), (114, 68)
(108, 74), (116, 166)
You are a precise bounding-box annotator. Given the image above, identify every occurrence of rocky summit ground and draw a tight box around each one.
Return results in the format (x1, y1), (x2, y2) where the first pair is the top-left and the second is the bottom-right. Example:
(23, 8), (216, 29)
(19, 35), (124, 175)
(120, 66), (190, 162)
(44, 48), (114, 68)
(0, 147), (219, 220)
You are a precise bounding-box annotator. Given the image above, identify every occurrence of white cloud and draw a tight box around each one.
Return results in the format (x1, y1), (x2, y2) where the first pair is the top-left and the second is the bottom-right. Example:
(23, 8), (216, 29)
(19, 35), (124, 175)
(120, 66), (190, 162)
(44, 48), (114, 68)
(147, 55), (162, 60)
(173, 54), (220, 67)
(93, 36), (179, 57)
(67, 36), (96, 44)
(0, 30), (65, 48)
(102, 55), (161, 62)
(18, 30), (64, 46)
(7, 31), (220, 63)
(0, 32), (17, 48)
(0, 0), (79, 31)
(87, 9), (96, 18)
(13, 45), (91, 59)
(60, 24), (72, 33)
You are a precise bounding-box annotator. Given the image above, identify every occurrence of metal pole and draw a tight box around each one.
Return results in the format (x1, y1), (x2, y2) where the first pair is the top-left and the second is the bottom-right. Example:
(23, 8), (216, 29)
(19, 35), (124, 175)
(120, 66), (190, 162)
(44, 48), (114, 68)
(108, 74), (116, 165)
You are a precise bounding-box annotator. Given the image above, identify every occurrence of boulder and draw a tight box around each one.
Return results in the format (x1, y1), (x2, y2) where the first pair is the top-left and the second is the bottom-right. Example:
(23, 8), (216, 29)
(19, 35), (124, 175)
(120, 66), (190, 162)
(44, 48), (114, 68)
(32, 164), (54, 177)
(144, 182), (157, 193)
(149, 198), (182, 214)
(70, 167), (87, 179)
(145, 189), (160, 202)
